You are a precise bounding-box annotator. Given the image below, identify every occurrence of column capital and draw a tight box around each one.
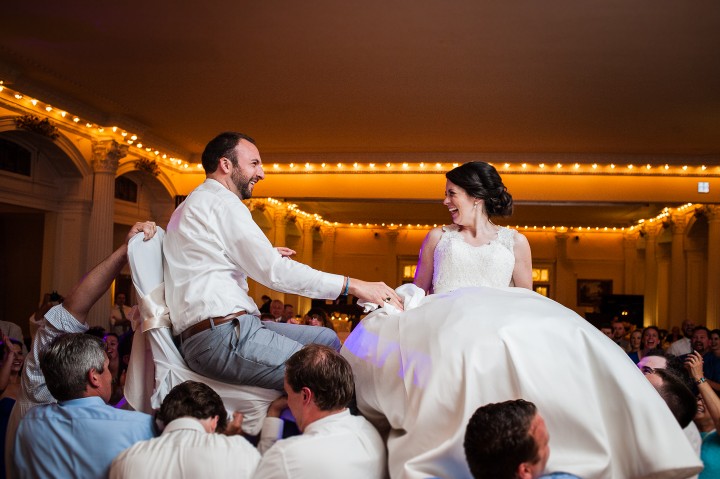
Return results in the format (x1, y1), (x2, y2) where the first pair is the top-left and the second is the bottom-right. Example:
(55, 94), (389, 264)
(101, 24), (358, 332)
(296, 217), (317, 231)
(273, 207), (291, 223)
(670, 212), (689, 234)
(319, 225), (336, 239)
(641, 222), (663, 238)
(705, 205), (720, 222)
(91, 140), (127, 173)
(245, 198), (265, 213)
(623, 230), (641, 242)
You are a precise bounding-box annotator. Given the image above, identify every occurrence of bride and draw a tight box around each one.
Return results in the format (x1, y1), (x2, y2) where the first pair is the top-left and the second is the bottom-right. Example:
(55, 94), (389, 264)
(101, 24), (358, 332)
(341, 162), (701, 479)
(413, 161), (532, 293)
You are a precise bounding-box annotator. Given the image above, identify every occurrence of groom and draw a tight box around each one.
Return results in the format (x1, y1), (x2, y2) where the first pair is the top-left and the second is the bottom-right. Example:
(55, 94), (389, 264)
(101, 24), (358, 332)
(163, 131), (402, 391)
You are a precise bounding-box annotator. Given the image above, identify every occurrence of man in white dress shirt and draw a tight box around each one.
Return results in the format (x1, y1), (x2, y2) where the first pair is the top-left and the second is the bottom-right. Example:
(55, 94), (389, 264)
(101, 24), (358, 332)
(163, 132), (401, 391)
(254, 344), (386, 479)
(667, 320), (695, 357)
(110, 380), (260, 479)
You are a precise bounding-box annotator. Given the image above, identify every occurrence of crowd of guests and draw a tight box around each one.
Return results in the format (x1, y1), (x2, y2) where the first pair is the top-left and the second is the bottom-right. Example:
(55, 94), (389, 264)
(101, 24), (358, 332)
(0, 274), (717, 478)
(598, 317), (720, 478)
(258, 295), (337, 331)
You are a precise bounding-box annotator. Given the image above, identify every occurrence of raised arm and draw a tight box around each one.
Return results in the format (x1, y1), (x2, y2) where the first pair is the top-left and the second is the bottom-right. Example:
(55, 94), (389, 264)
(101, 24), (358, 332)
(19, 222), (157, 413)
(686, 352), (720, 432)
(413, 227), (443, 294)
(511, 232), (533, 290)
(63, 222), (156, 323)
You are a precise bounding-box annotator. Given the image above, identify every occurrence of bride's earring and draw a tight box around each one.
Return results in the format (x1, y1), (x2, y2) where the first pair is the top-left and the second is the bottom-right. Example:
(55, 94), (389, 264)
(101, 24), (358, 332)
(473, 202), (477, 209)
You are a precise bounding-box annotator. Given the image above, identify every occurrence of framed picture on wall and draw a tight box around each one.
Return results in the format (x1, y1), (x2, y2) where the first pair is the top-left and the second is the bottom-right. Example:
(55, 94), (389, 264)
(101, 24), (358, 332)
(577, 279), (613, 307)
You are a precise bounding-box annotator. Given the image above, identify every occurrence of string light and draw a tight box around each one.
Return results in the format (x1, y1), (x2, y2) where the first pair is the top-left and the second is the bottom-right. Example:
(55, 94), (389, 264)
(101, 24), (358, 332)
(0, 82), (191, 172)
(257, 161), (716, 175)
(243, 198), (700, 234)
(2, 82), (718, 179)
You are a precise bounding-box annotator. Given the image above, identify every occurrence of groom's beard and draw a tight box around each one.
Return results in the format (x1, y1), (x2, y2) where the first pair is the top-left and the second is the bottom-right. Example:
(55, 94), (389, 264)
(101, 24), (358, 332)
(232, 167), (255, 200)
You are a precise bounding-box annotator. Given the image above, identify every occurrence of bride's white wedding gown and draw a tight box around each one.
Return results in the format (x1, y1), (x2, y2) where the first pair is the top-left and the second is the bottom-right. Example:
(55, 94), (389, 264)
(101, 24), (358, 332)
(341, 225), (701, 479)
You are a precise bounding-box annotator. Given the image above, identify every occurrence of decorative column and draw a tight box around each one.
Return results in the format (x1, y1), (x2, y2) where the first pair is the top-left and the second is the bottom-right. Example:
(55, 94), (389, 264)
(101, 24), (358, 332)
(706, 206), (720, 329)
(86, 140), (127, 328)
(622, 232), (640, 294)
(385, 230), (400, 286)
(319, 225), (336, 273)
(669, 213), (688, 325)
(642, 223), (662, 327)
(300, 219), (314, 265)
(273, 208), (288, 247)
(554, 232), (573, 308)
(296, 219), (315, 316)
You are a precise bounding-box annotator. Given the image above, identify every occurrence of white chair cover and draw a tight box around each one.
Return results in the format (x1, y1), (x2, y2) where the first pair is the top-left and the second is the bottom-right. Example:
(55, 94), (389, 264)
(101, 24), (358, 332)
(124, 228), (280, 435)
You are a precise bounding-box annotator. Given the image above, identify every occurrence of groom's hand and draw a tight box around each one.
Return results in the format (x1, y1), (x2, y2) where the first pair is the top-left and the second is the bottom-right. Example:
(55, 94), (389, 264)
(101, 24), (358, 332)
(349, 279), (404, 311)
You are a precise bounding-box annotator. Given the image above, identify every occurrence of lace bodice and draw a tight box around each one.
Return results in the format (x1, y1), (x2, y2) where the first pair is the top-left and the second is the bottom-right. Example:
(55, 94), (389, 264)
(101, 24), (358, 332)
(431, 224), (516, 294)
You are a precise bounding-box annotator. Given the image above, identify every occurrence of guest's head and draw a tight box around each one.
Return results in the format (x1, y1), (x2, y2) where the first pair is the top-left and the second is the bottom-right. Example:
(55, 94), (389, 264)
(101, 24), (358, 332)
(710, 329), (720, 355)
(103, 333), (119, 361)
(694, 395), (714, 433)
(157, 380), (228, 433)
(445, 162), (513, 219)
(270, 300), (284, 319)
(641, 326), (661, 351)
(643, 368), (697, 428)
(691, 326), (710, 355)
(40, 333), (111, 403)
(682, 320), (696, 338)
(611, 319), (626, 340)
(284, 344), (354, 431)
(637, 348), (694, 394)
(283, 304), (295, 322)
(305, 308), (334, 331)
(630, 330), (643, 352)
(600, 324), (613, 339)
(464, 399), (550, 479)
(5, 338), (25, 373)
(669, 325), (681, 338)
(115, 293), (126, 306)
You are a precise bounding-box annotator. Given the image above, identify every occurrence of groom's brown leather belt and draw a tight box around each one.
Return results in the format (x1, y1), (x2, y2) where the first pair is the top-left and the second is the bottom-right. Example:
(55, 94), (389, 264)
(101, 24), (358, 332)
(179, 310), (247, 342)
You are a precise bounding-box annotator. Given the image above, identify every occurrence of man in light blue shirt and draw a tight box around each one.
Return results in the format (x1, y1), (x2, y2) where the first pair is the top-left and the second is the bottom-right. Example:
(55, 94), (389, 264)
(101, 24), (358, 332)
(14, 333), (155, 479)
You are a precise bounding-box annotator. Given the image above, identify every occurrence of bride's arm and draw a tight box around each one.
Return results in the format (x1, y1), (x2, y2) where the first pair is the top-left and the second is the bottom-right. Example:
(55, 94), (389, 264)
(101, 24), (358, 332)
(511, 232), (533, 289)
(414, 227), (443, 294)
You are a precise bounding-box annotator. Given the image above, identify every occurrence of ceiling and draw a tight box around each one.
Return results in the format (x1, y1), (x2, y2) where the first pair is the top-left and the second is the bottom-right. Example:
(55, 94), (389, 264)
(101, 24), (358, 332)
(0, 1), (718, 227)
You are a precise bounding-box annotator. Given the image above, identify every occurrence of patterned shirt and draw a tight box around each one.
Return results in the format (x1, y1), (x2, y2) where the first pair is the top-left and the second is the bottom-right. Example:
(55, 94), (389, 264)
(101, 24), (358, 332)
(17, 305), (89, 416)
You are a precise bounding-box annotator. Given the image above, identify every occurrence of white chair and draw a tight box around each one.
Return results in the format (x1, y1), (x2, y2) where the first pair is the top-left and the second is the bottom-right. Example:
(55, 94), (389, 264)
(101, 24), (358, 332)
(124, 228), (280, 435)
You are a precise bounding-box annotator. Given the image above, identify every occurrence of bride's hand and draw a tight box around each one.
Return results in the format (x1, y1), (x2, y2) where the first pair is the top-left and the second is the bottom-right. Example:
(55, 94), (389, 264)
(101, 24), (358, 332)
(349, 279), (404, 311)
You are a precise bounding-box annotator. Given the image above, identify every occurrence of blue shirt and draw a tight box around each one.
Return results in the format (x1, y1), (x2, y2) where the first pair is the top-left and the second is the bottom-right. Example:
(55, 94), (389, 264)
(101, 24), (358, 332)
(700, 431), (720, 479)
(703, 352), (720, 383)
(14, 396), (155, 479)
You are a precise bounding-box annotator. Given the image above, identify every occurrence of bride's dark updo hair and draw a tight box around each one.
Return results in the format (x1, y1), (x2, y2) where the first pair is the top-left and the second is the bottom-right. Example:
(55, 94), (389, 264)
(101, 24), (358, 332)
(445, 162), (513, 217)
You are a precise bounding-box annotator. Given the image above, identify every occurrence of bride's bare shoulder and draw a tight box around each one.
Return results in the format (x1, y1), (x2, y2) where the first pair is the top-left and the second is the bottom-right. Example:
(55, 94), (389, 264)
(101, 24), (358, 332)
(424, 225), (449, 243)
